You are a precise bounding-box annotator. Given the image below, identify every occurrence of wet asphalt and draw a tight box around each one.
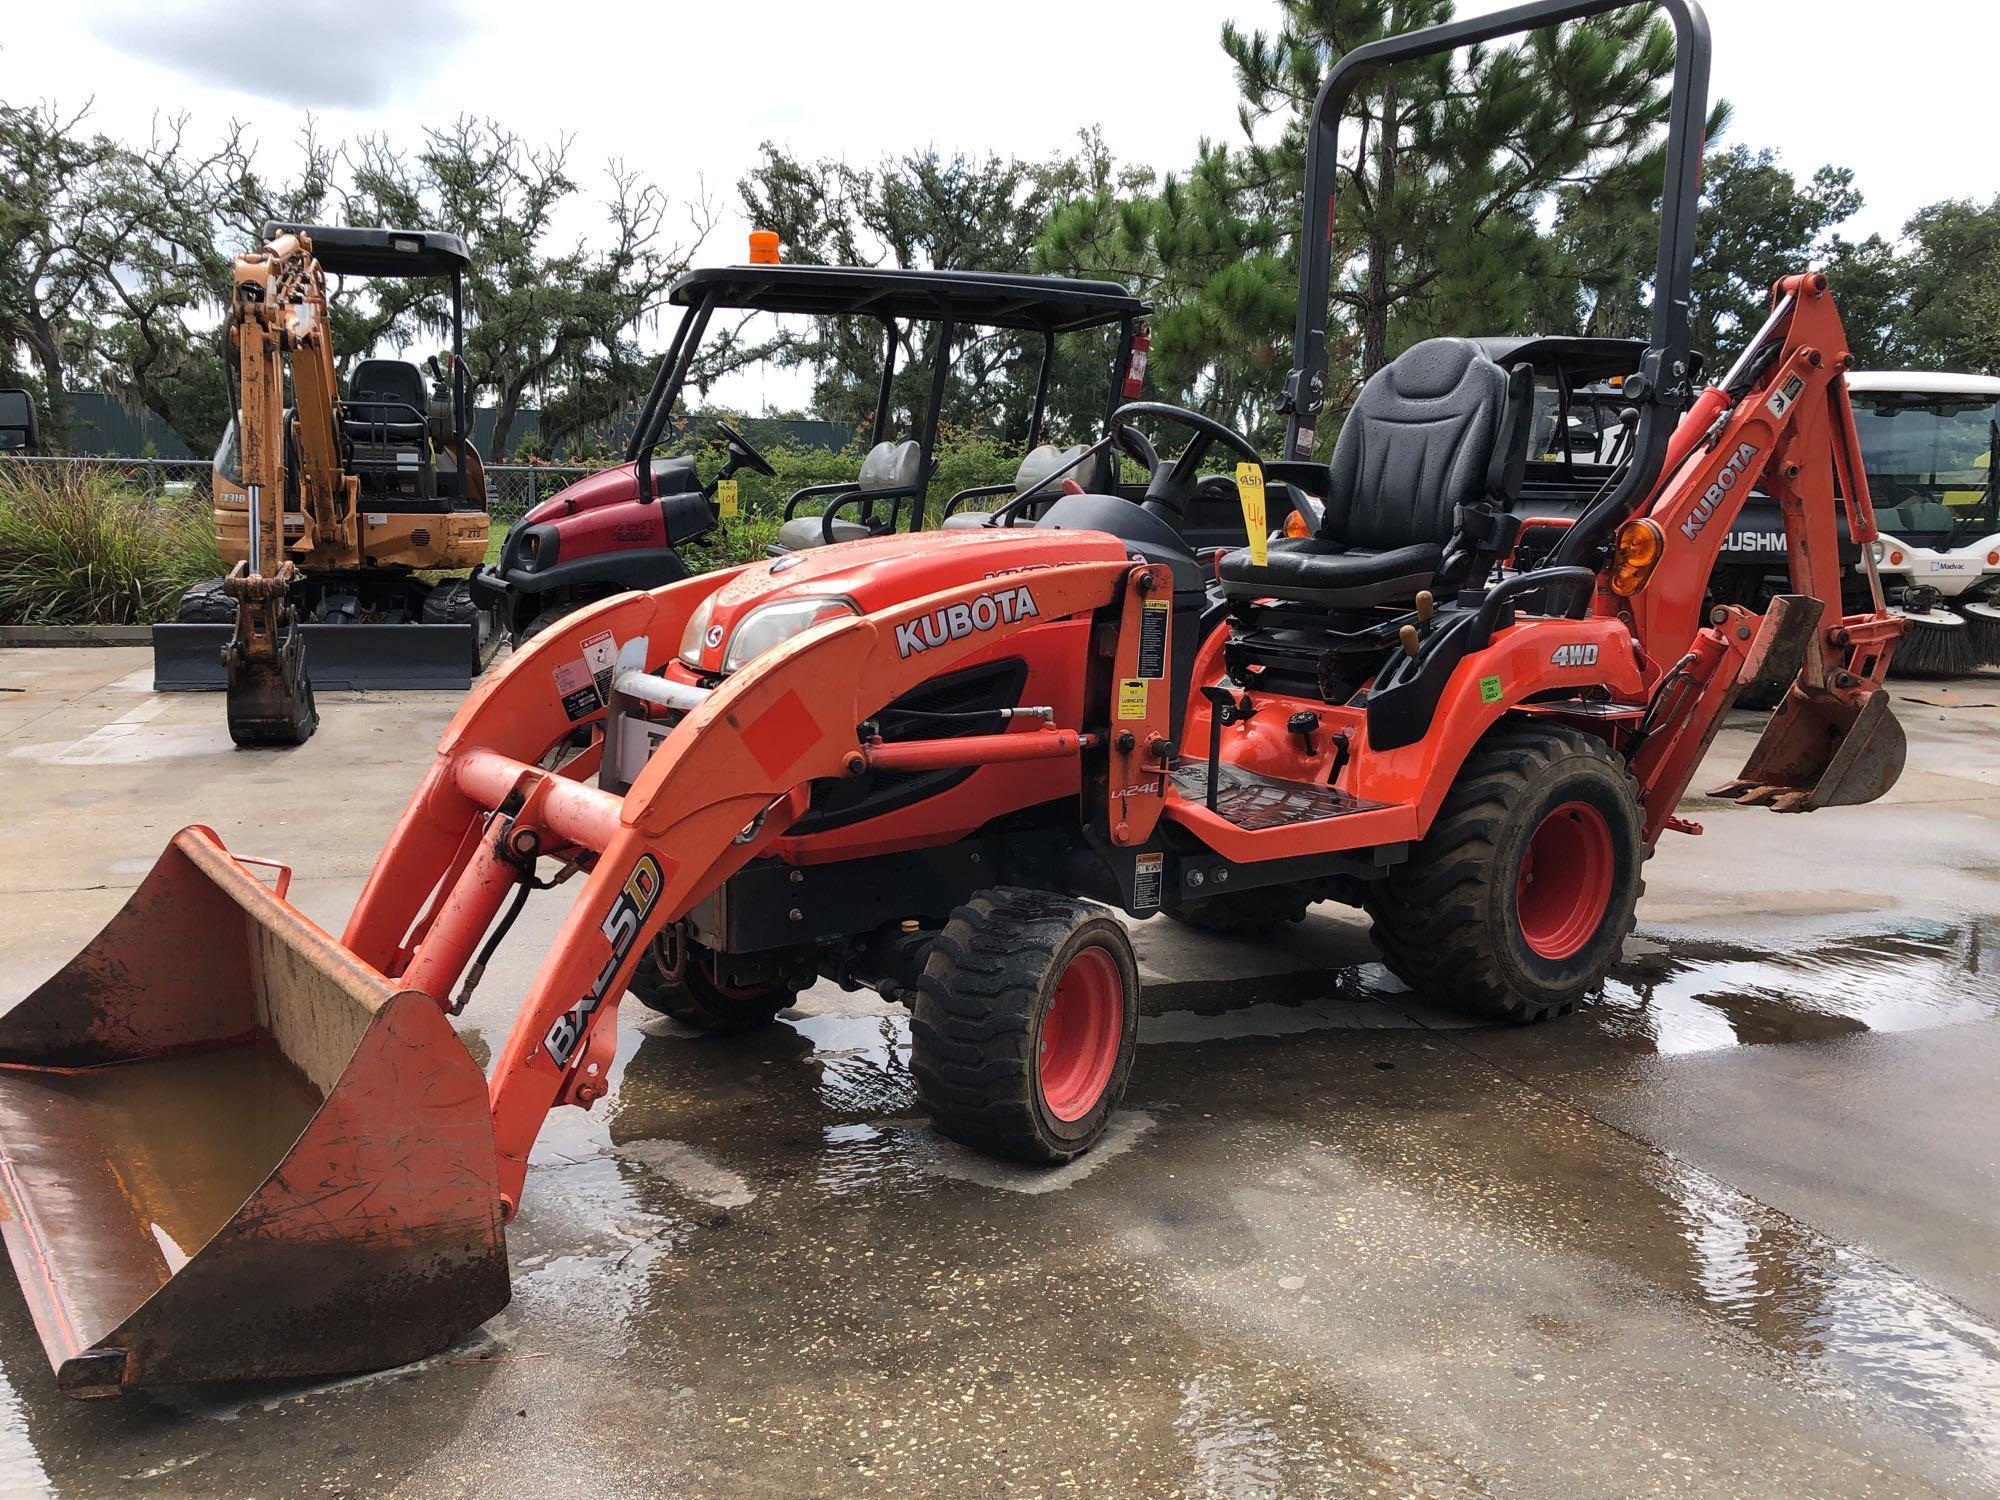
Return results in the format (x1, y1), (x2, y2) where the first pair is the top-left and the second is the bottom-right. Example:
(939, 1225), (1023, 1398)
(0, 648), (1997, 1498)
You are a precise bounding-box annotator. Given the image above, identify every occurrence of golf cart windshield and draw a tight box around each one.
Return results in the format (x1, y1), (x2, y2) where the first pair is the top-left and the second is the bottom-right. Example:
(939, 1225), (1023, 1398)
(1852, 390), (2000, 544)
(625, 264), (1151, 523)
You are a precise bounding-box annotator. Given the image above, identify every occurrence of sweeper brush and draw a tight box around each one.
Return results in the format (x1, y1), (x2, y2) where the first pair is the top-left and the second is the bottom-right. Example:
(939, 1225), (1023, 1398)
(1889, 602), (1981, 678)
(0, 0), (1906, 1398)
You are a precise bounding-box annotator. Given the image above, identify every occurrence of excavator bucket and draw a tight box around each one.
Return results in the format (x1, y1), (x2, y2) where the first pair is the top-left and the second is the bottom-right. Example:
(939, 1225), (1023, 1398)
(221, 573), (320, 747)
(1712, 598), (1908, 813)
(0, 828), (507, 1396)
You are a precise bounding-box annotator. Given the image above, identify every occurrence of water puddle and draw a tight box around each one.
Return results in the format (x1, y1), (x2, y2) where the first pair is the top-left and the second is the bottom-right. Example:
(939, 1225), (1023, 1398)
(871, 1110), (1154, 1195)
(1175, 1374), (1287, 1498)
(1662, 1162), (2000, 1472)
(1594, 918), (2000, 1055)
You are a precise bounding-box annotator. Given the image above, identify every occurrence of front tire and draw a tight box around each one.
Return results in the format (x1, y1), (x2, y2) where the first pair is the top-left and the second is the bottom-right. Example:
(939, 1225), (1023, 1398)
(1366, 724), (1645, 1023)
(911, 889), (1140, 1163)
(627, 928), (793, 1033)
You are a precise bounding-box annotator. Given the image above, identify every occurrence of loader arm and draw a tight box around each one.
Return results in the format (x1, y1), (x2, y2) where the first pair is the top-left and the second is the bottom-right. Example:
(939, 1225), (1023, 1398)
(346, 557), (1149, 1212)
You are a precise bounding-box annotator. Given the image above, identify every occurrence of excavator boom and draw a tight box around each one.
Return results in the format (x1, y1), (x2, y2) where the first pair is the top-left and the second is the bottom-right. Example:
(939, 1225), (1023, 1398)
(218, 234), (328, 745)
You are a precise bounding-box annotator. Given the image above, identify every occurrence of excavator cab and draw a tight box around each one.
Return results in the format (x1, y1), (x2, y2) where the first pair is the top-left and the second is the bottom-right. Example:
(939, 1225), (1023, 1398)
(344, 357), (438, 503)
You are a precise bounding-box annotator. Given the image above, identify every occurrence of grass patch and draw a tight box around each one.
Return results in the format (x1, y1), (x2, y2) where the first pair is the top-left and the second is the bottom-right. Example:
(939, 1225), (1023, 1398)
(0, 463), (222, 625)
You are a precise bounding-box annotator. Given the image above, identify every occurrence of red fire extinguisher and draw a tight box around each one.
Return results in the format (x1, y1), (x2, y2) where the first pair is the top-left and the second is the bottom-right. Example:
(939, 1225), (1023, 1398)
(1122, 325), (1150, 400)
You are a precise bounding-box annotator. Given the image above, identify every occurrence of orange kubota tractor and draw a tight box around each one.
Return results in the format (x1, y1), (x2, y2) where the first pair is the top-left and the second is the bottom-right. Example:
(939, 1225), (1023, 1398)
(0, 0), (1905, 1395)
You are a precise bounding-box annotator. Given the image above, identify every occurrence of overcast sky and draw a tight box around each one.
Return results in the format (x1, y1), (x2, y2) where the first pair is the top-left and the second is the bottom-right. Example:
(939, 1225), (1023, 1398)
(7, 1), (1995, 410)
(15, 0), (1997, 239)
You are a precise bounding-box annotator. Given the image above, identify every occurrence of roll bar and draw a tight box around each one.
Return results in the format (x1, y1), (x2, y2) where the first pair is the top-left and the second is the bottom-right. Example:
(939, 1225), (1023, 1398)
(1281, 0), (1711, 572)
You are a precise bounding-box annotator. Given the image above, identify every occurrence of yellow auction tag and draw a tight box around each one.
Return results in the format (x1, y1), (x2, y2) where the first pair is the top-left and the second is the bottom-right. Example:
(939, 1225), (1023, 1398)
(1117, 679), (1149, 720)
(1236, 462), (1268, 567)
(717, 478), (740, 519)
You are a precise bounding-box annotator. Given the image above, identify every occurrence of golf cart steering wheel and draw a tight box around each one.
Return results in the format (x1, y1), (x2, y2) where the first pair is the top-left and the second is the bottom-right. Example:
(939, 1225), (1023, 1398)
(714, 419), (776, 478)
(1108, 401), (1263, 518)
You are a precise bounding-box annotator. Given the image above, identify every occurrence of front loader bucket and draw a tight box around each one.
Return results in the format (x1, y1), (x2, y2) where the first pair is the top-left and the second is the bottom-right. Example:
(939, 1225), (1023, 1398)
(0, 828), (507, 1396)
(1715, 683), (1908, 812)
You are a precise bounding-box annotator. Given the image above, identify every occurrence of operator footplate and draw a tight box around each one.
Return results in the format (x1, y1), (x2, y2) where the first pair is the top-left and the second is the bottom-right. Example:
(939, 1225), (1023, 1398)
(1170, 761), (1388, 831)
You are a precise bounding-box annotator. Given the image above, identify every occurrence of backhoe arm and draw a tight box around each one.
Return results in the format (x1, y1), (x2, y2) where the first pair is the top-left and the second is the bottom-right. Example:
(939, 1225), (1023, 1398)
(1615, 273), (1905, 829)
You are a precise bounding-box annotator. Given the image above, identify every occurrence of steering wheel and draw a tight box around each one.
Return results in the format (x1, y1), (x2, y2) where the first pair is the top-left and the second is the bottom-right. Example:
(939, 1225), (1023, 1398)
(714, 419), (776, 478)
(1113, 422), (1160, 478)
(1107, 401), (1263, 519)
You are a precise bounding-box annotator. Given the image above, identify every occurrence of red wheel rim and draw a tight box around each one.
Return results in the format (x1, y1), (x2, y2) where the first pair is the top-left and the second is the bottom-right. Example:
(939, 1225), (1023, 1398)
(1515, 800), (1615, 961)
(1037, 946), (1124, 1122)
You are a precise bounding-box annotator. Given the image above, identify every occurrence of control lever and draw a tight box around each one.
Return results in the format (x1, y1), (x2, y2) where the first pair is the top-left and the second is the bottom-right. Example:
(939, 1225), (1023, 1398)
(1199, 684), (1245, 813)
(1397, 589), (1437, 660)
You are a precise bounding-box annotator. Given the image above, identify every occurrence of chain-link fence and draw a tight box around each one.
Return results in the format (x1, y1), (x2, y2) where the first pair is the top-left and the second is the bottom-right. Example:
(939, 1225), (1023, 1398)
(1, 454), (214, 505)
(0, 454), (609, 525)
(484, 465), (599, 524)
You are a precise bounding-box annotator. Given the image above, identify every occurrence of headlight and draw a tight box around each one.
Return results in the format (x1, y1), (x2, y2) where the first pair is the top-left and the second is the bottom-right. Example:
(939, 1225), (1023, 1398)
(722, 596), (859, 672)
(678, 594), (719, 667)
(1870, 541), (1885, 565)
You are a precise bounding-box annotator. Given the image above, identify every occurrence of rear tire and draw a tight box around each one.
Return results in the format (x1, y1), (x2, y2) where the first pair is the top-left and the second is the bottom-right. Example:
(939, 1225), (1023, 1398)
(1365, 724), (1644, 1023)
(518, 603), (578, 642)
(627, 928), (793, 1034)
(911, 889), (1140, 1163)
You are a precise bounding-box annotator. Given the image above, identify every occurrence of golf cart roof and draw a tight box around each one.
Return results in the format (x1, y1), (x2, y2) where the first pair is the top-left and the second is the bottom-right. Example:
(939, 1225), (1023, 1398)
(669, 264), (1150, 334)
(260, 223), (471, 278)
(1846, 371), (2000, 398)
(1474, 336), (1649, 385)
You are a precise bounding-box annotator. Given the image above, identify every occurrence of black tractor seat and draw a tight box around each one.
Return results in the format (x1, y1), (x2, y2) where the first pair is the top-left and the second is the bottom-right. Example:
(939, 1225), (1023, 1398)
(1220, 338), (1531, 610)
(1221, 537), (1443, 609)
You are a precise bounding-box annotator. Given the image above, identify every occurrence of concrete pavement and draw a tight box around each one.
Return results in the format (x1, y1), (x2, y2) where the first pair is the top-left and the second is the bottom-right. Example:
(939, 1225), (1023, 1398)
(0, 647), (1996, 1497)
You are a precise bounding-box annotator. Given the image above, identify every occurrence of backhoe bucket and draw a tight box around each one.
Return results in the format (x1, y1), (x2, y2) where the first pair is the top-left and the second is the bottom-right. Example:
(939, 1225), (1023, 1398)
(0, 828), (507, 1396)
(1716, 681), (1908, 813)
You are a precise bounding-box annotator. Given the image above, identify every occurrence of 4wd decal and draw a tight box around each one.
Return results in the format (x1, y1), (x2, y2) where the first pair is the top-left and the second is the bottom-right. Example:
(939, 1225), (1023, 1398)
(895, 585), (1039, 657)
(1551, 643), (1600, 669)
(1681, 442), (1760, 541)
(544, 854), (663, 1068)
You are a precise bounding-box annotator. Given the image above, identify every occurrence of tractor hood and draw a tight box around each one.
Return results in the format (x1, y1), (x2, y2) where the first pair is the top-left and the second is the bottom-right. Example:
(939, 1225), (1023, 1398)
(681, 528), (1130, 676)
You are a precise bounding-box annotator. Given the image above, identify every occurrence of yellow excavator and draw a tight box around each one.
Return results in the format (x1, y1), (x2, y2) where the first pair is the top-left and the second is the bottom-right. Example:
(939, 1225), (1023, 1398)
(155, 224), (497, 743)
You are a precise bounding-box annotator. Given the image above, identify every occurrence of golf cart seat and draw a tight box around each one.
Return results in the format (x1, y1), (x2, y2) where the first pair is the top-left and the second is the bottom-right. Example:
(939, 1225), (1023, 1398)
(939, 444), (1094, 529)
(1219, 338), (1531, 608)
(344, 358), (437, 503)
(777, 439), (922, 550)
